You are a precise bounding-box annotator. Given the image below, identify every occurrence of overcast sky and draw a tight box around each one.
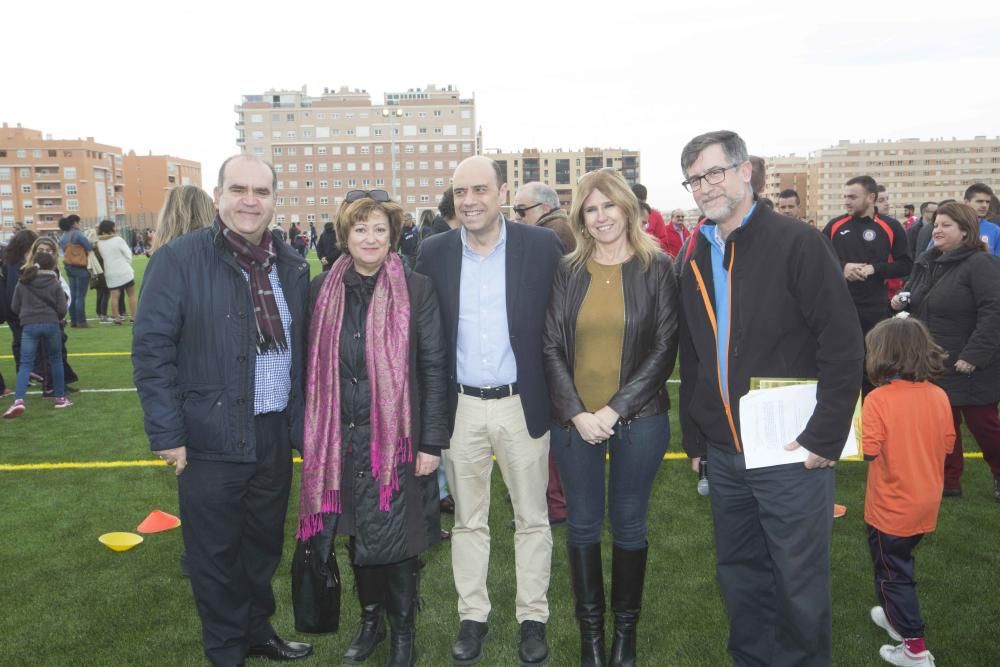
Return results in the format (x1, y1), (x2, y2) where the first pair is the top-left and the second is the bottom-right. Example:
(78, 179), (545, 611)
(6, 0), (999, 212)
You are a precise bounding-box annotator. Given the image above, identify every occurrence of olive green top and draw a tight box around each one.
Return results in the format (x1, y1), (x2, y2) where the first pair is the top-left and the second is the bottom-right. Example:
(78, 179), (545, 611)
(574, 258), (626, 413)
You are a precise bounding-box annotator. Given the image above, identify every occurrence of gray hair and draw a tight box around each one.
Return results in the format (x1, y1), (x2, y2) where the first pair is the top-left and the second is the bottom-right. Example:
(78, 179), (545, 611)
(519, 181), (560, 210)
(680, 130), (749, 175)
(216, 155), (278, 194)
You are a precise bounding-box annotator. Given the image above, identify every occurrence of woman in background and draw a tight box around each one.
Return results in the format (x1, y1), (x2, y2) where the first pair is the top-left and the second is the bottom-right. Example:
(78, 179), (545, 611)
(152, 185), (215, 252)
(96, 220), (137, 325)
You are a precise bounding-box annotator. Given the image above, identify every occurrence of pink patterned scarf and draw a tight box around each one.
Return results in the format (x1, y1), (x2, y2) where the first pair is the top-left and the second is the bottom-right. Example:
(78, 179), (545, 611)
(297, 253), (412, 540)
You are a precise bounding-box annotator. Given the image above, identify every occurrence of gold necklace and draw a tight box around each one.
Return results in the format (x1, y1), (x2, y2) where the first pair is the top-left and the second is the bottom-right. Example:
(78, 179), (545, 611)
(589, 260), (621, 286)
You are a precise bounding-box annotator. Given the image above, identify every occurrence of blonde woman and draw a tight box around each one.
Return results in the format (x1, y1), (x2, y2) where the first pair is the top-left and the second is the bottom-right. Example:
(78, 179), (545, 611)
(542, 169), (679, 667)
(152, 185), (215, 252)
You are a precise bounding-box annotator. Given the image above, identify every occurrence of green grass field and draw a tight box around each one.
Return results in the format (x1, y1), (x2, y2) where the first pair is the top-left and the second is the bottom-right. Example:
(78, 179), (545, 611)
(1, 255), (998, 666)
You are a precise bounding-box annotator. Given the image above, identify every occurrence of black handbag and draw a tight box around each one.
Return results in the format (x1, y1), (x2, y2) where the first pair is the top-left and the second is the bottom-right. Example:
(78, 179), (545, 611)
(290, 527), (341, 634)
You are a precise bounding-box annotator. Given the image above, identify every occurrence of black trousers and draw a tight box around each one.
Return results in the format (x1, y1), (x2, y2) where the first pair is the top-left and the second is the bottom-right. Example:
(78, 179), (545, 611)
(708, 447), (835, 667)
(866, 525), (925, 638)
(857, 304), (889, 399)
(178, 411), (293, 667)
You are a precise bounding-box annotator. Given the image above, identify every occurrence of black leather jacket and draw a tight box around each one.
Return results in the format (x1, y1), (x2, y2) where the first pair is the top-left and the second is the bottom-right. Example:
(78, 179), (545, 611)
(543, 253), (679, 426)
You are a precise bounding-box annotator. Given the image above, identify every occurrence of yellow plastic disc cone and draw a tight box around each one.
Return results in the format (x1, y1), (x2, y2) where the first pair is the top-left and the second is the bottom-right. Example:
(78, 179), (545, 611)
(99, 532), (144, 552)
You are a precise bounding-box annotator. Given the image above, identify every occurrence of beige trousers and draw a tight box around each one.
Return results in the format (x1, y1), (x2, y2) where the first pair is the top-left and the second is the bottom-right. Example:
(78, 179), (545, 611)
(443, 393), (552, 624)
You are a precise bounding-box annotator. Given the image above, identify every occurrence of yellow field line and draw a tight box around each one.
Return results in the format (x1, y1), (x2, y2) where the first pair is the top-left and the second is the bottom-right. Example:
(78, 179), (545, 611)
(0, 452), (983, 472)
(0, 352), (131, 359)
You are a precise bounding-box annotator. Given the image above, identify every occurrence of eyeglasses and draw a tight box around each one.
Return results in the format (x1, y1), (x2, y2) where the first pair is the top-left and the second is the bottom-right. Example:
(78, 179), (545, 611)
(512, 202), (543, 218)
(681, 164), (740, 193)
(345, 189), (391, 204)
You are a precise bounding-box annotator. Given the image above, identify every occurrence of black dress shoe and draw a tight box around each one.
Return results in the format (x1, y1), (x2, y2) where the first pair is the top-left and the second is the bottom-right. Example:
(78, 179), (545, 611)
(452, 620), (489, 665)
(440, 495), (455, 514)
(518, 620), (548, 666)
(246, 635), (313, 661)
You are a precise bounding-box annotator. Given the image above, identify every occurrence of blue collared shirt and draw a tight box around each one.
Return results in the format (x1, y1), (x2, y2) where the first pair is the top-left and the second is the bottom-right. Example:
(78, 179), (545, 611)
(456, 217), (517, 387)
(700, 203), (757, 399)
(240, 265), (293, 415)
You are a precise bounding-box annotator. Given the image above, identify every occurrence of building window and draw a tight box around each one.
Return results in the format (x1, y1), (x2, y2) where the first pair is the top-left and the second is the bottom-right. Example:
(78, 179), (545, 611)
(375, 145), (385, 154)
(65, 184), (78, 195)
(318, 147), (328, 155)
(286, 113), (295, 122)
(289, 197), (299, 205)
(375, 178), (385, 187)
(67, 199), (79, 211)
(304, 164), (313, 173)
(320, 197), (329, 205)
(273, 147), (283, 155)
(276, 197), (285, 206)
(23, 201), (33, 209)
(347, 179), (357, 187)
(287, 131), (297, 139)
(64, 167), (77, 179)
(288, 164), (298, 173)
(407, 195), (417, 203)
(334, 180), (342, 188)
(435, 177), (445, 187)
(276, 215), (286, 224)
(405, 145), (415, 153)
(306, 197), (315, 205)
(0, 168), (9, 181)
(21, 184), (32, 194)
(420, 195), (430, 203)
(319, 180), (328, 188)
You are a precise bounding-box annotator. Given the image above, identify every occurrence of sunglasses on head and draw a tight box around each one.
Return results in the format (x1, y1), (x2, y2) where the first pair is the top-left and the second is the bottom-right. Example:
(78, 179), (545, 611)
(345, 189), (391, 204)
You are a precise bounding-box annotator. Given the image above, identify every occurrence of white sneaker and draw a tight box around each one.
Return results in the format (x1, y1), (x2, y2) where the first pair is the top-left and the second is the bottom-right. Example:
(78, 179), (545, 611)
(870, 606), (903, 642)
(880, 643), (936, 666)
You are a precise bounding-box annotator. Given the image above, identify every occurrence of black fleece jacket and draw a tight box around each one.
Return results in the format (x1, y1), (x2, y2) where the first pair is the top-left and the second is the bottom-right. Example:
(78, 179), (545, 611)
(677, 205), (864, 460)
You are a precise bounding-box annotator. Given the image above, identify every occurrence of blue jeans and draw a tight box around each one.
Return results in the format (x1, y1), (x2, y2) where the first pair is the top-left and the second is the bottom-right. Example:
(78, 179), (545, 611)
(15, 323), (64, 399)
(552, 414), (669, 549)
(64, 265), (90, 325)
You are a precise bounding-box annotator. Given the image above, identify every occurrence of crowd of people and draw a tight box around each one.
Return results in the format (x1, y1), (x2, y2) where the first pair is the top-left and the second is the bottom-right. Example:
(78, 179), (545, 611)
(3, 128), (999, 667)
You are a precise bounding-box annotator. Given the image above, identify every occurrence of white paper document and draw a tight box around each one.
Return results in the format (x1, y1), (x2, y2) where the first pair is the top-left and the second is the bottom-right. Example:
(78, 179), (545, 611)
(738, 383), (858, 470)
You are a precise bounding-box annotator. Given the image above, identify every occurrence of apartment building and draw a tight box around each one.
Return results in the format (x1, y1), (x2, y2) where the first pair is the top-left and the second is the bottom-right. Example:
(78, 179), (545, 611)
(488, 147), (640, 209)
(763, 136), (1000, 223)
(0, 123), (125, 235)
(235, 85), (478, 225)
(121, 151), (202, 229)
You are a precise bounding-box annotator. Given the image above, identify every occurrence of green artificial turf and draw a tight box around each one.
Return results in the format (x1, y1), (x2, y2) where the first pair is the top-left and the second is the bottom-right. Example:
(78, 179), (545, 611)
(1, 255), (998, 666)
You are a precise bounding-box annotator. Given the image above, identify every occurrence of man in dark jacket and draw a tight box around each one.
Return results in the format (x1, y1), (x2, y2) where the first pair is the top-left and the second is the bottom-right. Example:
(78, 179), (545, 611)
(133, 155), (312, 667)
(676, 131), (863, 667)
(415, 156), (562, 667)
(907, 201), (938, 259)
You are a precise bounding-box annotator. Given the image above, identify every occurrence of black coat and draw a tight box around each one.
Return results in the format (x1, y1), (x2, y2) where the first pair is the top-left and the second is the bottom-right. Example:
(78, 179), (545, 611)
(133, 224), (310, 460)
(543, 254), (679, 425)
(678, 205), (864, 460)
(308, 265), (448, 565)
(905, 246), (1000, 406)
(316, 227), (341, 271)
(415, 220), (563, 439)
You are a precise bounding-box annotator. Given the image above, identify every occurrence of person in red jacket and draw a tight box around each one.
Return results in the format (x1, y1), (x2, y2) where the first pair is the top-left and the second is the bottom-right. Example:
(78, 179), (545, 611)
(662, 209), (691, 259)
(632, 184), (671, 253)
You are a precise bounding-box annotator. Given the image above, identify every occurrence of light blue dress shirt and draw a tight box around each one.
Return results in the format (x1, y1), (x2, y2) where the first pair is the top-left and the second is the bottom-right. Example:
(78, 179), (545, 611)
(456, 217), (517, 387)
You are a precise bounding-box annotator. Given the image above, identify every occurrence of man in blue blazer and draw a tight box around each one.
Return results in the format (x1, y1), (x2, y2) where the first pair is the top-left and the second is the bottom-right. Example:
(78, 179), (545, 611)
(415, 157), (563, 667)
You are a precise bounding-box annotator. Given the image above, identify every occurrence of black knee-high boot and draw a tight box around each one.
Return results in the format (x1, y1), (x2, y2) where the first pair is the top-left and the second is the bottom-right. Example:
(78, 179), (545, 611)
(609, 544), (647, 667)
(383, 557), (419, 667)
(568, 543), (606, 667)
(343, 546), (387, 664)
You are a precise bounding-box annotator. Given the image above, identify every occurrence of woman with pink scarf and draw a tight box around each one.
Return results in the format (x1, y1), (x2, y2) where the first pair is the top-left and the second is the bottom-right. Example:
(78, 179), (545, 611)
(297, 190), (448, 667)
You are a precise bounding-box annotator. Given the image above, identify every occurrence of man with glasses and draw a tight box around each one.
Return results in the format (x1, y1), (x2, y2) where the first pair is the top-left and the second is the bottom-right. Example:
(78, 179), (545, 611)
(512, 181), (575, 253)
(416, 156), (562, 667)
(675, 131), (863, 666)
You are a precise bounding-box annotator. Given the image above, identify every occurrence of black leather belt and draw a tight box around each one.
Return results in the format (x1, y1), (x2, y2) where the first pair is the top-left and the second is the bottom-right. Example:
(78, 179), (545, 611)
(457, 383), (518, 400)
